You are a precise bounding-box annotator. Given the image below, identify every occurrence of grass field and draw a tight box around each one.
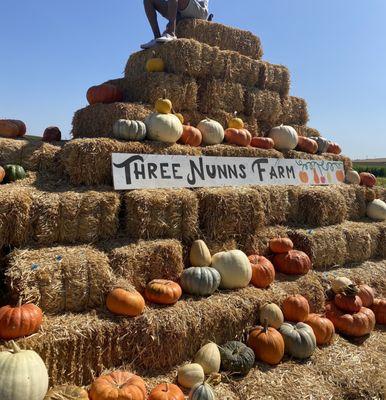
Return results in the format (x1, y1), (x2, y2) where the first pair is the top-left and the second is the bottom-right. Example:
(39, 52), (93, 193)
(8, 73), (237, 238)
(376, 177), (386, 187)
(353, 160), (386, 187)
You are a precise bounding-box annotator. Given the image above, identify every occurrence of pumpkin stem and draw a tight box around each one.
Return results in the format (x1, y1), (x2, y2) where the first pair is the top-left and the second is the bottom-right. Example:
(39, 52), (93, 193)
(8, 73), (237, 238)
(163, 89), (167, 99)
(9, 340), (21, 354)
(263, 318), (269, 333)
(233, 111), (238, 117)
(162, 382), (169, 392)
(17, 298), (22, 307)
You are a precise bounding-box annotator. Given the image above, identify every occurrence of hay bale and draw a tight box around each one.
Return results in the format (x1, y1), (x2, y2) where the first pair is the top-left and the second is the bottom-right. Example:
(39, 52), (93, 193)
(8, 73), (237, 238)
(5, 245), (114, 314)
(21, 141), (63, 176)
(71, 102), (152, 139)
(243, 226), (290, 256)
(280, 96), (309, 125)
(337, 184), (367, 220)
(0, 138), (25, 165)
(244, 89), (282, 122)
(124, 189), (198, 242)
(176, 19), (263, 59)
(259, 62), (290, 97)
(293, 125), (321, 138)
(201, 144), (283, 158)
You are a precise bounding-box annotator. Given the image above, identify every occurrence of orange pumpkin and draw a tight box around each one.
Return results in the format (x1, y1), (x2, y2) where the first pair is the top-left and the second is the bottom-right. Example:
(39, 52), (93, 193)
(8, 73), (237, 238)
(327, 142), (342, 155)
(247, 320), (284, 365)
(87, 84), (123, 105)
(296, 136), (318, 154)
(0, 119), (26, 138)
(0, 302), (43, 340)
(224, 128), (252, 147)
(269, 238), (294, 254)
(145, 279), (182, 305)
(359, 172), (376, 188)
(370, 298), (386, 324)
(282, 294), (310, 322)
(248, 255), (275, 288)
(250, 137), (274, 149)
(148, 383), (184, 400)
(304, 313), (335, 345)
(334, 287), (363, 313)
(273, 250), (312, 275)
(325, 302), (375, 337)
(357, 284), (375, 307)
(89, 371), (146, 400)
(106, 288), (145, 317)
(0, 166), (5, 183)
(178, 124), (202, 147)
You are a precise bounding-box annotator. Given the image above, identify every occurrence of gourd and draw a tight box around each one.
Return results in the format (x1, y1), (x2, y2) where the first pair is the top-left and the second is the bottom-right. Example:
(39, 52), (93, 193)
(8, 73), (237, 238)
(279, 322), (317, 359)
(113, 119), (147, 141)
(345, 169), (360, 185)
(228, 112), (244, 129)
(197, 118), (224, 145)
(149, 383), (184, 400)
(327, 142), (342, 154)
(268, 125), (298, 151)
(145, 279), (182, 305)
(155, 96), (173, 114)
(106, 288), (145, 317)
(366, 199), (386, 221)
(357, 284), (375, 307)
(174, 113), (184, 124)
(282, 294), (310, 322)
(0, 119), (26, 138)
(296, 136), (318, 154)
(259, 303), (284, 329)
(0, 302), (43, 340)
(248, 255), (275, 288)
(44, 385), (89, 399)
(43, 126), (61, 142)
(330, 276), (353, 294)
(189, 382), (216, 400)
(0, 341), (49, 400)
(179, 124), (202, 146)
(177, 363), (205, 388)
(273, 250), (312, 275)
(224, 128), (252, 147)
(4, 164), (26, 182)
(145, 112), (183, 143)
(360, 172), (377, 188)
(304, 313), (335, 345)
(211, 250), (252, 289)
(247, 320), (285, 365)
(87, 83), (123, 105)
(370, 298), (386, 324)
(334, 285), (362, 313)
(269, 238), (293, 254)
(146, 58), (165, 72)
(180, 267), (221, 296)
(0, 166), (5, 183)
(89, 371), (147, 400)
(194, 342), (221, 374)
(250, 137), (274, 149)
(190, 240), (211, 267)
(218, 341), (255, 375)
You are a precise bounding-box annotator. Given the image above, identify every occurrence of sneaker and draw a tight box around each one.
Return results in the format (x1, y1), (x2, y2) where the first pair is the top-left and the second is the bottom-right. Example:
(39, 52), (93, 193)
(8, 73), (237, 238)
(140, 38), (158, 50)
(156, 32), (177, 44)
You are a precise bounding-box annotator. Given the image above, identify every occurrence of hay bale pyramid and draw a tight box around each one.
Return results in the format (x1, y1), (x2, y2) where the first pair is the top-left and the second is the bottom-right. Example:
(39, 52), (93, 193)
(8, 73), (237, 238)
(0, 19), (385, 399)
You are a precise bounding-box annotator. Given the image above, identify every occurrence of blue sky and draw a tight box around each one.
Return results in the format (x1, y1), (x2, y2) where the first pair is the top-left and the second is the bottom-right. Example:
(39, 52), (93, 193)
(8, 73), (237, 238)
(1, 0), (385, 158)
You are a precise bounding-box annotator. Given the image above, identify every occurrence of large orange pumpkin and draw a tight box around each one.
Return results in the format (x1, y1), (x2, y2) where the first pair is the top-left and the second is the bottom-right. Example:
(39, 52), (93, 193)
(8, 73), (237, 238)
(145, 279), (182, 305)
(370, 298), (386, 324)
(296, 136), (318, 154)
(326, 142), (342, 155)
(282, 294), (310, 322)
(106, 288), (145, 317)
(178, 124), (202, 147)
(325, 302), (375, 337)
(359, 172), (376, 188)
(269, 238), (294, 254)
(224, 128), (252, 147)
(273, 250), (312, 275)
(357, 284), (375, 308)
(304, 313), (335, 345)
(0, 302), (43, 340)
(89, 371), (146, 400)
(0, 119), (26, 138)
(248, 255), (275, 288)
(250, 137), (274, 149)
(87, 84), (123, 105)
(148, 383), (184, 400)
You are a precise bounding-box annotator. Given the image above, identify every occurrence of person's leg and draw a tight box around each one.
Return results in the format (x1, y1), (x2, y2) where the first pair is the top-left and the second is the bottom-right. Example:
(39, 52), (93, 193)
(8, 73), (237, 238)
(143, 0), (169, 38)
(165, 0), (189, 34)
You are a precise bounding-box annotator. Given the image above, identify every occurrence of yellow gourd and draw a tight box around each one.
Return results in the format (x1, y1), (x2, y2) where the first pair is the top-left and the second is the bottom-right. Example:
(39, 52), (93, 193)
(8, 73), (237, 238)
(146, 58), (165, 72)
(155, 91), (173, 114)
(228, 112), (244, 129)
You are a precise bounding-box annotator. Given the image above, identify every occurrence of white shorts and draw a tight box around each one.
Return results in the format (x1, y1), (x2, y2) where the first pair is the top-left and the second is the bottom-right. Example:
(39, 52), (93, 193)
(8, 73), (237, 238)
(179, 0), (209, 20)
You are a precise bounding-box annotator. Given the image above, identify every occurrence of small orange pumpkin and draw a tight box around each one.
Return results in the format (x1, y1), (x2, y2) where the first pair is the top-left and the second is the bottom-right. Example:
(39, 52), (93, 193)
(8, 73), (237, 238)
(250, 137), (274, 149)
(357, 284), (375, 307)
(282, 294), (310, 322)
(269, 238), (294, 254)
(334, 285), (363, 313)
(145, 279), (182, 305)
(178, 124), (202, 147)
(87, 84), (123, 105)
(304, 313), (335, 345)
(106, 288), (145, 317)
(248, 255), (275, 288)
(296, 136), (318, 154)
(326, 142), (342, 154)
(273, 250), (312, 275)
(148, 383), (184, 400)
(224, 128), (252, 147)
(359, 172), (376, 188)
(370, 298), (386, 324)
(0, 166), (5, 183)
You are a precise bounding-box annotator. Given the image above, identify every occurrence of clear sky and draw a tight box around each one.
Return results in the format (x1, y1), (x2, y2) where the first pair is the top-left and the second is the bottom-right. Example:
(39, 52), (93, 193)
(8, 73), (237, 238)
(1, 0), (385, 158)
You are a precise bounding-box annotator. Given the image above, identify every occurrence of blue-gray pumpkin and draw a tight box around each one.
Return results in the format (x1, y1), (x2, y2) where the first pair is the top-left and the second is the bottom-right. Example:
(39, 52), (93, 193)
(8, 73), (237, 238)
(180, 267), (221, 296)
(113, 119), (147, 141)
(279, 322), (317, 359)
(218, 341), (255, 375)
(189, 382), (216, 400)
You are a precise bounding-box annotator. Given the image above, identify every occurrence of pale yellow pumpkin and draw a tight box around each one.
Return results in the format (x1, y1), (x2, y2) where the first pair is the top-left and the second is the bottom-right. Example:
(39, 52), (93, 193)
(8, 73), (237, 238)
(259, 303), (284, 329)
(155, 97), (173, 114)
(194, 342), (221, 374)
(174, 113), (184, 124)
(145, 112), (183, 143)
(190, 240), (212, 267)
(345, 169), (360, 185)
(228, 113), (244, 129)
(268, 124), (298, 151)
(366, 199), (386, 221)
(331, 276), (353, 294)
(197, 118), (224, 145)
(177, 363), (205, 388)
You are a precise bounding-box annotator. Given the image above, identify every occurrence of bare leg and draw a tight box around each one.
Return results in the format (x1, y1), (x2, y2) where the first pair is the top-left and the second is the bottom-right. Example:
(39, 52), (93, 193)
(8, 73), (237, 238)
(143, 0), (169, 38)
(165, 0), (189, 34)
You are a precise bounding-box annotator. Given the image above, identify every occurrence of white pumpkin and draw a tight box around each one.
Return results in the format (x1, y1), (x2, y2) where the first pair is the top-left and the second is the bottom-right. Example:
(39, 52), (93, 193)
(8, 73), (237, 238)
(211, 250), (252, 289)
(145, 112), (183, 143)
(194, 342), (221, 374)
(189, 382), (216, 400)
(0, 341), (49, 400)
(177, 363), (205, 388)
(367, 199), (386, 221)
(113, 119), (147, 141)
(269, 125), (298, 151)
(345, 169), (360, 185)
(190, 240), (212, 267)
(259, 303), (284, 329)
(197, 118), (224, 145)
(331, 276), (353, 294)
(310, 136), (330, 154)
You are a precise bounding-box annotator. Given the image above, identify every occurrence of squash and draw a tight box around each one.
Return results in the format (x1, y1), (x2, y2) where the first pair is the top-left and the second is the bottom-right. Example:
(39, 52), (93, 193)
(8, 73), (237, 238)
(87, 84), (123, 105)
(345, 169), (360, 185)
(174, 113), (184, 124)
(366, 199), (386, 221)
(250, 137), (274, 149)
(310, 136), (330, 154)
(228, 113), (244, 129)
(334, 285), (362, 313)
(296, 136), (318, 154)
(145, 112), (183, 143)
(259, 303), (284, 329)
(247, 320), (285, 365)
(268, 125), (298, 151)
(273, 250), (312, 275)
(44, 385), (89, 399)
(360, 172), (377, 188)
(89, 371), (146, 400)
(0, 119), (26, 138)
(145, 279), (182, 305)
(113, 119), (147, 141)
(0, 341), (49, 400)
(189, 382), (215, 400)
(248, 255), (275, 288)
(279, 322), (317, 359)
(190, 240), (212, 267)
(357, 284), (375, 307)
(177, 363), (205, 388)
(282, 294), (310, 322)
(0, 166), (5, 183)
(43, 126), (61, 142)
(180, 267), (221, 296)
(106, 288), (145, 317)
(331, 276), (353, 294)
(3, 164), (26, 182)
(0, 302), (43, 340)
(218, 341), (255, 375)
(327, 142), (342, 154)
(179, 124), (202, 146)
(224, 128), (252, 147)
(197, 118), (224, 145)
(146, 58), (165, 72)
(304, 313), (335, 345)
(155, 97), (173, 114)
(194, 342), (221, 374)
(269, 238), (293, 254)
(211, 250), (252, 289)
(149, 383), (184, 400)
(370, 298), (386, 324)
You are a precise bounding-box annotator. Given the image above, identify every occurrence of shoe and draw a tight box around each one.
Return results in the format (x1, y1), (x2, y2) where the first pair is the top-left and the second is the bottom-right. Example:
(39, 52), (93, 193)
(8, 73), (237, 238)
(156, 32), (177, 43)
(140, 38), (158, 49)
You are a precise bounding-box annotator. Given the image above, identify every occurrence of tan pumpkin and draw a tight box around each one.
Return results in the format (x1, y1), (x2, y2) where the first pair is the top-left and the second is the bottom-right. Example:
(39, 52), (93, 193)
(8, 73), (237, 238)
(106, 288), (145, 317)
(273, 250), (312, 275)
(248, 255), (275, 288)
(250, 137), (274, 149)
(145, 279), (182, 305)
(330, 276), (353, 294)
(296, 136), (318, 154)
(194, 342), (221, 374)
(145, 113), (183, 143)
(190, 240), (211, 267)
(282, 294), (310, 322)
(179, 124), (202, 147)
(366, 199), (386, 221)
(149, 383), (184, 400)
(370, 298), (386, 325)
(224, 128), (252, 147)
(345, 169), (361, 185)
(268, 125), (298, 151)
(259, 303), (284, 329)
(44, 385), (89, 399)
(357, 284), (375, 307)
(304, 313), (335, 345)
(177, 363), (205, 388)
(269, 238), (294, 254)
(174, 113), (184, 124)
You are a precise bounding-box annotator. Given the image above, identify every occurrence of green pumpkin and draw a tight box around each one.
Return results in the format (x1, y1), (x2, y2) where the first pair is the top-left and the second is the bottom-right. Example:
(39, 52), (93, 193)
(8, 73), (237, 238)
(279, 322), (317, 359)
(113, 119), (147, 141)
(4, 164), (26, 182)
(189, 382), (216, 400)
(180, 267), (221, 296)
(218, 341), (255, 375)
